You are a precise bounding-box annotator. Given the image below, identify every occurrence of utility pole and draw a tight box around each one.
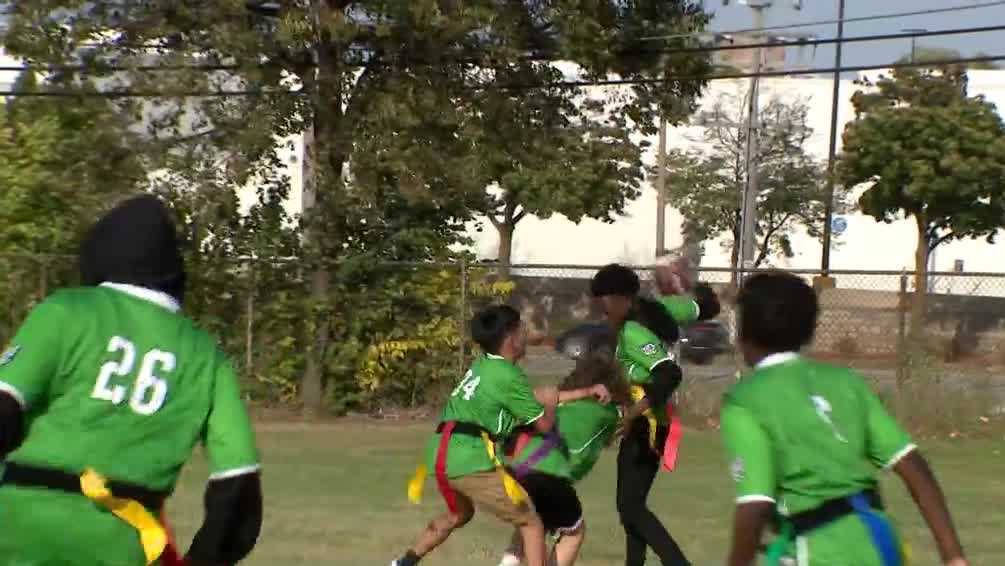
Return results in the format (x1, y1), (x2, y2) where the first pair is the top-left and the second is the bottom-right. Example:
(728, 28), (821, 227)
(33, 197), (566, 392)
(738, 1), (767, 282)
(820, 0), (845, 279)
(655, 117), (668, 257)
(902, 28), (927, 63)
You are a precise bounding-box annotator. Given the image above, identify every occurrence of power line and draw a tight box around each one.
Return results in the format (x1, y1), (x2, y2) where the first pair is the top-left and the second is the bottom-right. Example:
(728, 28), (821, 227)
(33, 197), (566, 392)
(2, 24), (1003, 74)
(546, 54), (1005, 90)
(643, 0), (1005, 41)
(2, 54), (1002, 98)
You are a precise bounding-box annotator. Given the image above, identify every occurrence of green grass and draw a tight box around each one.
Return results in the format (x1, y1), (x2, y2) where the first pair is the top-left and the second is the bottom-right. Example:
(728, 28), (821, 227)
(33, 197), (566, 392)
(165, 420), (1005, 565)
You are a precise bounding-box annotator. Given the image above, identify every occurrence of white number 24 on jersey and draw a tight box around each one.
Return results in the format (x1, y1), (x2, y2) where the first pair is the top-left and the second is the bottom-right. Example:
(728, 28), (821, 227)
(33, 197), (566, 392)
(451, 370), (481, 401)
(92, 336), (175, 415)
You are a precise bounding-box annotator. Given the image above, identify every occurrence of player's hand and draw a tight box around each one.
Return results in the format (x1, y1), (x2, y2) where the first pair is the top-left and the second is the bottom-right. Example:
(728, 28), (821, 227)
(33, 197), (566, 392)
(537, 385), (560, 407)
(590, 384), (612, 404)
(944, 558), (969, 566)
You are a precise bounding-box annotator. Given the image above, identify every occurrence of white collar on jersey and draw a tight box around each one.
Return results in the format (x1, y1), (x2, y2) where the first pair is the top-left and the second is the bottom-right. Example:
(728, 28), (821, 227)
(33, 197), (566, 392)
(755, 351), (799, 369)
(99, 282), (181, 313)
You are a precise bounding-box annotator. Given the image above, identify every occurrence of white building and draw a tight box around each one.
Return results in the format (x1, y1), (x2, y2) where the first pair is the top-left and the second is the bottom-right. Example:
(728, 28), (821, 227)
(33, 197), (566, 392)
(463, 71), (1005, 278)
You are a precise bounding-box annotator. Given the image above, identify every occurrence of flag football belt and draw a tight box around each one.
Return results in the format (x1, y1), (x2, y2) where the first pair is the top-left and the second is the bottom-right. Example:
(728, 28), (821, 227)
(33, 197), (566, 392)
(1, 462), (170, 564)
(629, 385), (683, 472)
(407, 420), (527, 512)
(766, 489), (908, 566)
(509, 424), (568, 479)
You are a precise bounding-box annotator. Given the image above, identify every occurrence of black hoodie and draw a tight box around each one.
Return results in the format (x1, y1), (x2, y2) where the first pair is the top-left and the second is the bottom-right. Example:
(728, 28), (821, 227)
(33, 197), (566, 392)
(78, 194), (186, 303)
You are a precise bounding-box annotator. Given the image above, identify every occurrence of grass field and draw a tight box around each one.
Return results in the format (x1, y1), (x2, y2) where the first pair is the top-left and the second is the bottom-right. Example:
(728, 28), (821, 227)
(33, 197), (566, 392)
(163, 419), (1005, 566)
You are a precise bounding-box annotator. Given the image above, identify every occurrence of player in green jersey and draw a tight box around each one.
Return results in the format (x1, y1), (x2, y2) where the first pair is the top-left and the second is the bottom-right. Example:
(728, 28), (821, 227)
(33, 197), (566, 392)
(0, 195), (262, 566)
(721, 271), (968, 566)
(392, 305), (611, 566)
(496, 354), (628, 566)
(590, 264), (692, 566)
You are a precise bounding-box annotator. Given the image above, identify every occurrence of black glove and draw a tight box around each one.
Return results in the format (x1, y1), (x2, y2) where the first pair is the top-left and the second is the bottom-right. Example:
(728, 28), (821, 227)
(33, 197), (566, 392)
(186, 472), (263, 565)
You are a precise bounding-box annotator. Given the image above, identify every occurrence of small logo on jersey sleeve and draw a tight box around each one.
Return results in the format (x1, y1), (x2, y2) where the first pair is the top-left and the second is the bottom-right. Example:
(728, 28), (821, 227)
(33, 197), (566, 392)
(730, 457), (745, 482)
(0, 345), (21, 367)
(641, 343), (659, 356)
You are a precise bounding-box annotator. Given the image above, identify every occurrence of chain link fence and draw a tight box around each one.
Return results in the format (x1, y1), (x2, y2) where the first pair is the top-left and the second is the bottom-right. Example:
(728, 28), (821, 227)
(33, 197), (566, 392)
(3, 254), (1005, 411)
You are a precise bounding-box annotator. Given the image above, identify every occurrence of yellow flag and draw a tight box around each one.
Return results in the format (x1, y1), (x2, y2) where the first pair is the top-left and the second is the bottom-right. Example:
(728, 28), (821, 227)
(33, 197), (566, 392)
(408, 465), (427, 504)
(80, 469), (167, 565)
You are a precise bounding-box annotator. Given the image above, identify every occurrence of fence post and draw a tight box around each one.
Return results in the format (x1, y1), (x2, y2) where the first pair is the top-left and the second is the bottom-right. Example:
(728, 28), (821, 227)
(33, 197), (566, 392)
(458, 259), (468, 375)
(896, 270), (908, 388)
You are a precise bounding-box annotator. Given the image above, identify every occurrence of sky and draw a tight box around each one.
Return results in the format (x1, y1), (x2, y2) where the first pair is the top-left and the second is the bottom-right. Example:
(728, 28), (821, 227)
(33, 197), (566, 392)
(702, 0), (1005, 70)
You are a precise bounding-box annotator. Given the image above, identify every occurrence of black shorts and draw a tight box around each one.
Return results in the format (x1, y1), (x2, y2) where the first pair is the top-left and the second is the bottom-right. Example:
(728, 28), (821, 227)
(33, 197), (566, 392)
(517, 472), (583, 534)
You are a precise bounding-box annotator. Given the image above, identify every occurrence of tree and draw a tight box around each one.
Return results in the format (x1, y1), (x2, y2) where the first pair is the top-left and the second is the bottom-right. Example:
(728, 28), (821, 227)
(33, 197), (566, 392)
(469, 67), (646, 272)
(4, 0), (712, 412)
(0, 72), (145, 256)
(896, 46), (1002, 70)
(837, 67), (1005, 337)
(663, 90), (840, 281)
(971, 52), (1004, 70)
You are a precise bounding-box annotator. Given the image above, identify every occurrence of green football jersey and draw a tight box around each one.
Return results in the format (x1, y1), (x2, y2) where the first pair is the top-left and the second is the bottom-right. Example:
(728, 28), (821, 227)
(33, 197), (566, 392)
(0, 284), (260, 492)
(561, 400), (619, 482)
(720, 353), (915, 564)
(616, 321), (675, 425)
(425, 354), (544, 479)
(659, 294), (700, 325)
(616, 321), (674, 386)
(506, 399), (619, 482)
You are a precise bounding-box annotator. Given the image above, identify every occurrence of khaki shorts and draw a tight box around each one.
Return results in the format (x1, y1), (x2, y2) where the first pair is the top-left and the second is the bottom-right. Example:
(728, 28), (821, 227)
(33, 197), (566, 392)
(450, 471), (538, 526)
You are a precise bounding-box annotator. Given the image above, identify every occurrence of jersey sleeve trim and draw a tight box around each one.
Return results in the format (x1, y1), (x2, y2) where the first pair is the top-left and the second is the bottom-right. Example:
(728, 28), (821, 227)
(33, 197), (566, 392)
(648, 356), (674, 371)
(687, 299), (700, 319)
(736, 494), (776, 505)
(569, 425), (613, 454)
(209, 464), (262, 481)
(0, 381), (26, 409)
(882, 443), (917, 470)
(523, 409), (545, 425)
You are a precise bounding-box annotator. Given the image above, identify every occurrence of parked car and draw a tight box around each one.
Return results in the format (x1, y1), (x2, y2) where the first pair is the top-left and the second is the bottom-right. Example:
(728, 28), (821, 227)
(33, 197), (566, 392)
(679, 320), (730, 365)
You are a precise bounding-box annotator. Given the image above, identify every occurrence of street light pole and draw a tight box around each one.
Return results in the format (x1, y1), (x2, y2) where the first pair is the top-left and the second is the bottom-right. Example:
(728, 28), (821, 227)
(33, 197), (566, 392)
(655, 117), (668, 257)
(902, 28), (927, 63)
(738, 1), (767, 281)
(820, 0), (845, 276)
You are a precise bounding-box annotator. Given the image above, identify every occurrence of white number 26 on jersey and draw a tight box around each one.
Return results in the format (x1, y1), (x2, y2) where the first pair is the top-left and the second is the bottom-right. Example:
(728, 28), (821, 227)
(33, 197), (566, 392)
(92, 336), (175, 415)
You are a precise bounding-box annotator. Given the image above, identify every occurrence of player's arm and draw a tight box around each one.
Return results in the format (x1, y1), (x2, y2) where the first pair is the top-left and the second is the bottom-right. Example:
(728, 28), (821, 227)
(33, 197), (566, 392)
(187, 357), (263, 566)
(893, 452), (967, 566)
(502, 368), (555, 434)
(554, 384), (611, 404)
(0, 299), (67, 456)
(619, 327), (682, 421)
(720, 400), (777, 566)
(862, 384), (967, 566)
(620, 360), (682, 423)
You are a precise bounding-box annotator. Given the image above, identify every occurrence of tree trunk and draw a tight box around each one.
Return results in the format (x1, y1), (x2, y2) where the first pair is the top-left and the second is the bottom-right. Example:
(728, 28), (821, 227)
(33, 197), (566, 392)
(492, 197), (521, 280)
(496, 221), (514, 279)
(910, 215), (930, 341)
(301, 267), (330, 414)
(300, 2), (341, 414)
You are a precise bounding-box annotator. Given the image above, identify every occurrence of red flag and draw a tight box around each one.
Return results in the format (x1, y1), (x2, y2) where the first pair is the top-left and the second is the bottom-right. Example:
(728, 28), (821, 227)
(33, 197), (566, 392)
(661, 404), (683, 472)
(159, 510), (187, 566)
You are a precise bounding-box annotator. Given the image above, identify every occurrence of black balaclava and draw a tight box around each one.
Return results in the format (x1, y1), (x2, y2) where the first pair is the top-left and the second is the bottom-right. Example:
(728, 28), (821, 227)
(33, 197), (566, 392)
(79, 194), (186, 304)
